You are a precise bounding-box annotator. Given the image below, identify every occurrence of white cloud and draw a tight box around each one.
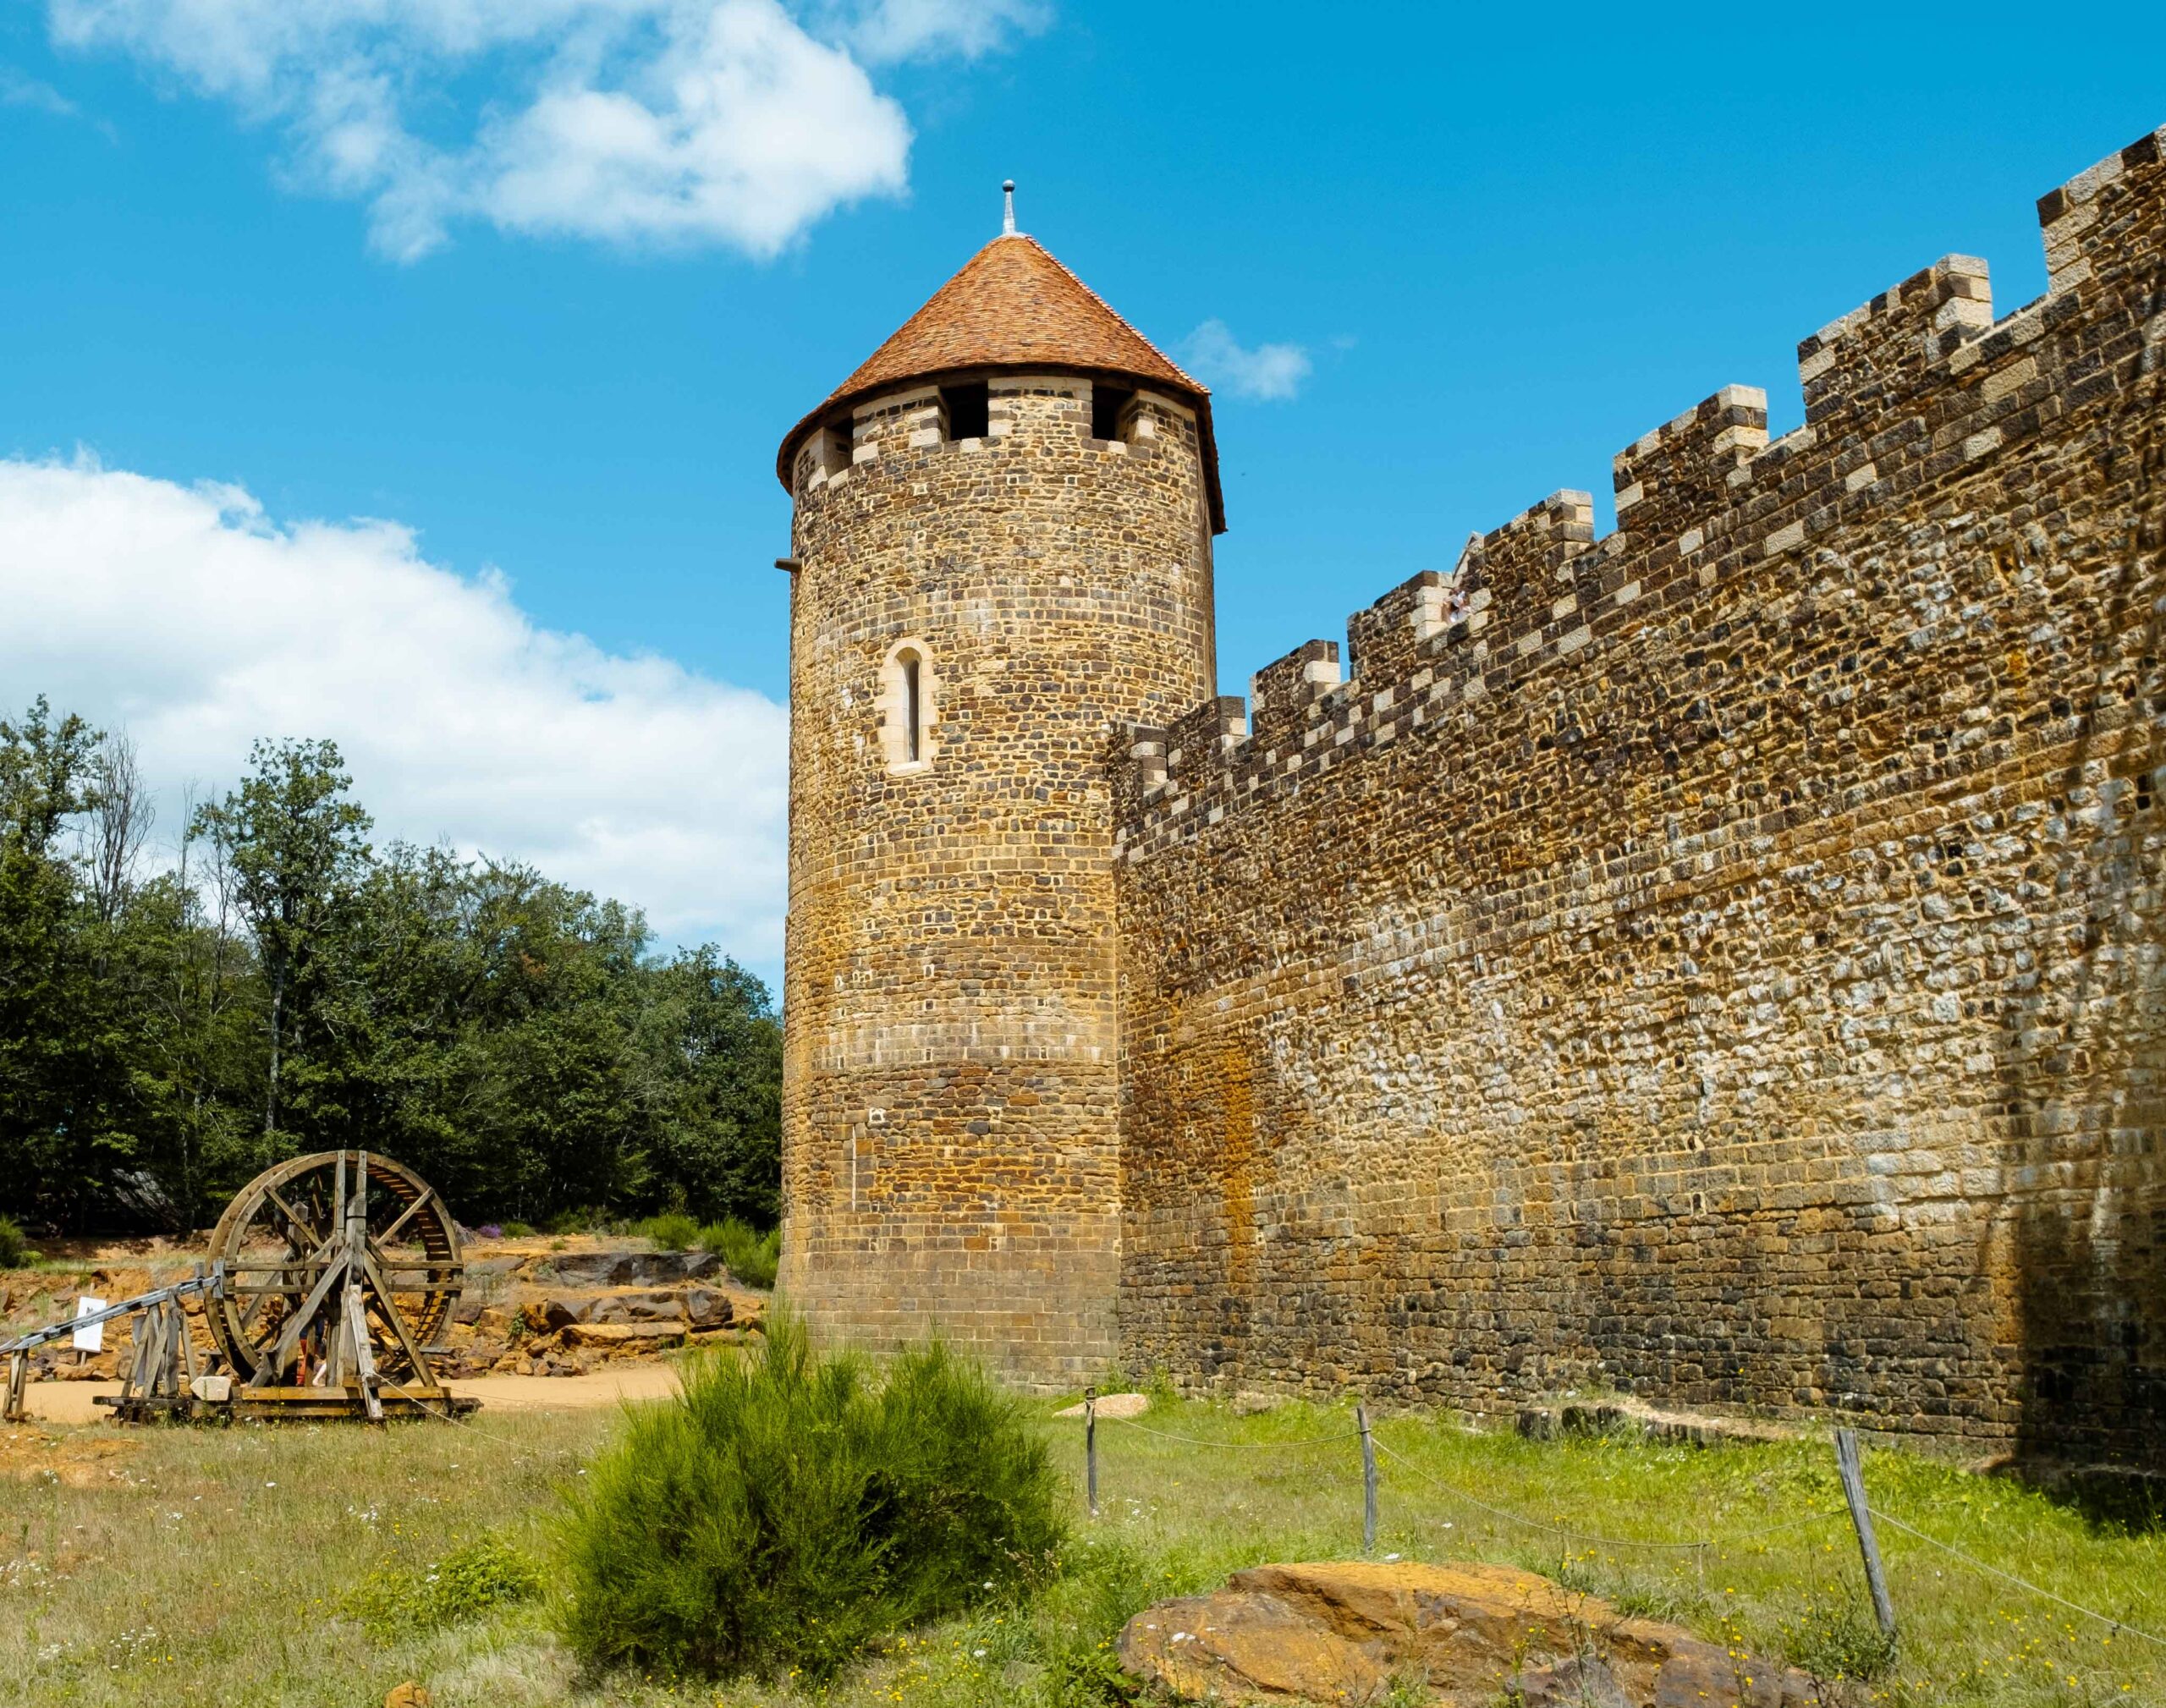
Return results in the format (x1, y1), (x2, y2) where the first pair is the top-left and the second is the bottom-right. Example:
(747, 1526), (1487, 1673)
(1180, 319), (1312, 403)
(0, 63), (80, 116)
(44, 0), (945, 261)
(0, 453), (789, 967)
(832, 0), (1049, 63)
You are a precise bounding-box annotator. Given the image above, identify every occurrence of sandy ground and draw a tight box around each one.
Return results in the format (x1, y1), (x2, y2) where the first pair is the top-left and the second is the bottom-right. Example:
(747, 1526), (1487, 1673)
(14, 1363), (682, 1425)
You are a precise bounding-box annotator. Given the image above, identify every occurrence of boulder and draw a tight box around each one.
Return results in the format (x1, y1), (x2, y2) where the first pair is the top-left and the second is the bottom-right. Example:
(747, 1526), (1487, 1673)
(1118, 1560), (1816, 1707)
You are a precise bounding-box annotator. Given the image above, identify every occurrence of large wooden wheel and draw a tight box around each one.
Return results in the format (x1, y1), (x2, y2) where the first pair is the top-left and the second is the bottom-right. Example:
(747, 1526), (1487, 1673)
(206, 1151), (463, 1398)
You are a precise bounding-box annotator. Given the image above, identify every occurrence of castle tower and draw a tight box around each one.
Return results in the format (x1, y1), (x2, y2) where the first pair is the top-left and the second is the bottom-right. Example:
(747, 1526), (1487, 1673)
(774, 203), (1223, 1384)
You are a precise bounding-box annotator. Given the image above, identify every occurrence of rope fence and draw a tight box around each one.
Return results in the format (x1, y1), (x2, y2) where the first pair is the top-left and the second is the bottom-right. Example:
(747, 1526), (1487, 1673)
(1866, 1507), (2166, 1650)
(1070, 1398), (2166, 1662)
(1097, 1416), (1362, 1450)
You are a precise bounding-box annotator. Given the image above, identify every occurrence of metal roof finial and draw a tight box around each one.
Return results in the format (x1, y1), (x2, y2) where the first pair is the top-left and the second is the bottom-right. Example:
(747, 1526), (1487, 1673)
(1002, 179), (1017, 237)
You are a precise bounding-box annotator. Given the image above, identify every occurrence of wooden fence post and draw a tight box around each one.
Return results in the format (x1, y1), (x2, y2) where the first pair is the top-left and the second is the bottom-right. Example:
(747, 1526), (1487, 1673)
(1834, 1428), (1898, 1646)
(1357, 1403), (1377, 1554)
(1085, 1387), (1098, 1519)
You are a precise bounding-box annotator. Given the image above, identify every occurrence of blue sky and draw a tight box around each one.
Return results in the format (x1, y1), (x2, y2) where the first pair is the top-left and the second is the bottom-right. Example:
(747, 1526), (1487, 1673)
(3, 0), (2163, 982)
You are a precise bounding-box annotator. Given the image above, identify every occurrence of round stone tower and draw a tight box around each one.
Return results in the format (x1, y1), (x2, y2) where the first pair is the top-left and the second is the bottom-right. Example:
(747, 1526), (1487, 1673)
(774, 210), (1224, 1385)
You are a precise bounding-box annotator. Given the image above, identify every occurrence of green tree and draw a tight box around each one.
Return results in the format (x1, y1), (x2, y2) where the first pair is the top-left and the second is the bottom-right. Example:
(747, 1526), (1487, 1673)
(636, 947), (783, 1226)
(316, 846), (655, 1222)
(191, 739), (372, 1155)
(1, 706), (785, 1238)
(0, 700), (124, 1224)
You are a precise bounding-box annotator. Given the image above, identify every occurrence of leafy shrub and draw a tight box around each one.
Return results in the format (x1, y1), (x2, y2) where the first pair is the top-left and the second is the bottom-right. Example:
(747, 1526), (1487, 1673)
(500, 1220), (536, 1238)
(638, 1211), (701, 1251)
(699, 1216), (780, 1288)
(343, 1535), (543, 1638)
(0, 1216), (37, 1268)
(556, 1313), (1066, 1683)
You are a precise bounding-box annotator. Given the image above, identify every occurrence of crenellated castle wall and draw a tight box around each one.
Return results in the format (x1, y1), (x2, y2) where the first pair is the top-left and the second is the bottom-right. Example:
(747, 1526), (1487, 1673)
(1109, 125), (2166, 1459)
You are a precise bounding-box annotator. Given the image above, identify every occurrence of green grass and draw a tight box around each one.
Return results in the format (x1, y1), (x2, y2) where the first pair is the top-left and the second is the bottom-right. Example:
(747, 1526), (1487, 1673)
(631, 1211), (700, 1252)
(1, 1391), (2159, 1705)
(697, 1216), (779, 1288)
(0, 1215), (42, 1266)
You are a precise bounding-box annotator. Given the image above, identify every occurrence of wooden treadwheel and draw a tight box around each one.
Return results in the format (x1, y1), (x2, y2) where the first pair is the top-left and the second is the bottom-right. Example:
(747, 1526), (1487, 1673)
(206, 1151), (463, 1398)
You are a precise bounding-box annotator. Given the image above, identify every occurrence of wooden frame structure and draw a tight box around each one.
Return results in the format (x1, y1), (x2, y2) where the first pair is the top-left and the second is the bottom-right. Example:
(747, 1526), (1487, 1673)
(3, 1151), (475, 1425)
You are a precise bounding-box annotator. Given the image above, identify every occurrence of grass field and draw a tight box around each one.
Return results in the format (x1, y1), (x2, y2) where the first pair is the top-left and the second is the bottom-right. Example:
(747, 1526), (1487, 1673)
(3, 1377), (2162, 1706)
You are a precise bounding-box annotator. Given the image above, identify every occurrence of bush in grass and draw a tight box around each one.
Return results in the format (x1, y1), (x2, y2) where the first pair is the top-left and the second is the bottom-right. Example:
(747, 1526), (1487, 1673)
(555, 1312), (1066, 1683)
(0, 1216), (36, 1268)
(637, 1211), (701, 1251)
(698, 1216), (780, 1288)
(344, 1535), (543, 1638)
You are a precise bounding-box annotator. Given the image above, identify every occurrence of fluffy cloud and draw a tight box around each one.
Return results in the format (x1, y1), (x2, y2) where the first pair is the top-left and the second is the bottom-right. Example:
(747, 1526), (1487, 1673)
(43, 0), (1039, 261)
(0, 453), (789, 967)
(1180, 319), (1312, 403)
(833, 0), (1049, 62)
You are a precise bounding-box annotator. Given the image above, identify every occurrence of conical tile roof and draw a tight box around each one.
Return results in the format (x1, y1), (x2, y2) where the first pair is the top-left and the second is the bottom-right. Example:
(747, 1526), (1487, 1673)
(778, 233), (1223, 531)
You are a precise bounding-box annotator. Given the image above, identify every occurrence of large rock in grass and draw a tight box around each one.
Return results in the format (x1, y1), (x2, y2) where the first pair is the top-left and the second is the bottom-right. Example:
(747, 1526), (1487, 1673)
(1118, 1560), (1815, 1706)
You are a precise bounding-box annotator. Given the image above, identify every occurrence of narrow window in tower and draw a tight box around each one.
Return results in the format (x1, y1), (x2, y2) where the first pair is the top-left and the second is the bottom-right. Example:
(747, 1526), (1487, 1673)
(823, 418), (854, 475)
(880, 641), (935, 773)
(902, 651), (922, 763)
(940, 381), (989, 441)
(1092, 383), (1134, 442)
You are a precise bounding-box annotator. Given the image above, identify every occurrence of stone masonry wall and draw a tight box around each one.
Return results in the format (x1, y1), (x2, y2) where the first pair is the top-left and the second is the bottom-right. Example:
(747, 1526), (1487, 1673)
(782, 374), (1215, 1386)
(1111, 128), (2166, 1460)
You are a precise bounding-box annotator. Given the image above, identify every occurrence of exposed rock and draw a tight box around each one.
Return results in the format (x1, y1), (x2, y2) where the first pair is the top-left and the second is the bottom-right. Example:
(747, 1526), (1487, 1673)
(526, 1249), (717, 1286)
(1516, 1400), (1795, 1449)
(555, 1321), (687, 1352)
(1118, 1560), (1816, 1706)
(1053, 1391), (1149, 1419)
(541, 1289), (685, 1329)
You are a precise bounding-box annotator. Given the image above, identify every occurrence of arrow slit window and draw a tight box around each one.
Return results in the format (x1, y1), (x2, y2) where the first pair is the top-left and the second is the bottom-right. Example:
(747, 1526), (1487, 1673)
(879, 641), (936, 774)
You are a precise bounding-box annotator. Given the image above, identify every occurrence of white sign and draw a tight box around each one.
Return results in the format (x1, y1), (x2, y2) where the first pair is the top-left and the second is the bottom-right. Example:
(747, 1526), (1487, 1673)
(72, 1296), (107, 1353)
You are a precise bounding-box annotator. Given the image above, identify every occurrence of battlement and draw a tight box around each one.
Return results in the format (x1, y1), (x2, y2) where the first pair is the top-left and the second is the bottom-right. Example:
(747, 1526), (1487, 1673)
(790, 376), (1203, 508)
(1113, 121), (2166, 860)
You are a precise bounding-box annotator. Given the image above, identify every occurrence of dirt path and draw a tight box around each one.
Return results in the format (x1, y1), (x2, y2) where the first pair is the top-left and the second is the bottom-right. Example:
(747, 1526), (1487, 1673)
(15, 1363), (682, 1425)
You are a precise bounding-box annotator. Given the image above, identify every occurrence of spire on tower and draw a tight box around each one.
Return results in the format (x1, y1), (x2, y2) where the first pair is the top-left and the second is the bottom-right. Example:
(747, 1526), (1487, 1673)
(1002, 179), (1017, 237)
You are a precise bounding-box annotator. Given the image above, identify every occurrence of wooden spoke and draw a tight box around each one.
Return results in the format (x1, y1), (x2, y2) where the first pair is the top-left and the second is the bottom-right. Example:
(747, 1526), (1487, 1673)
(375, 1186), (436, 1250)
(262, 1184), (325, 1255)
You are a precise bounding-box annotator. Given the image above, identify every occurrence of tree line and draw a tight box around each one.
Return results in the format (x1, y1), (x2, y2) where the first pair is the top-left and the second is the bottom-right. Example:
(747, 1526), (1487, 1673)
(0, 697), (781, 1236)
